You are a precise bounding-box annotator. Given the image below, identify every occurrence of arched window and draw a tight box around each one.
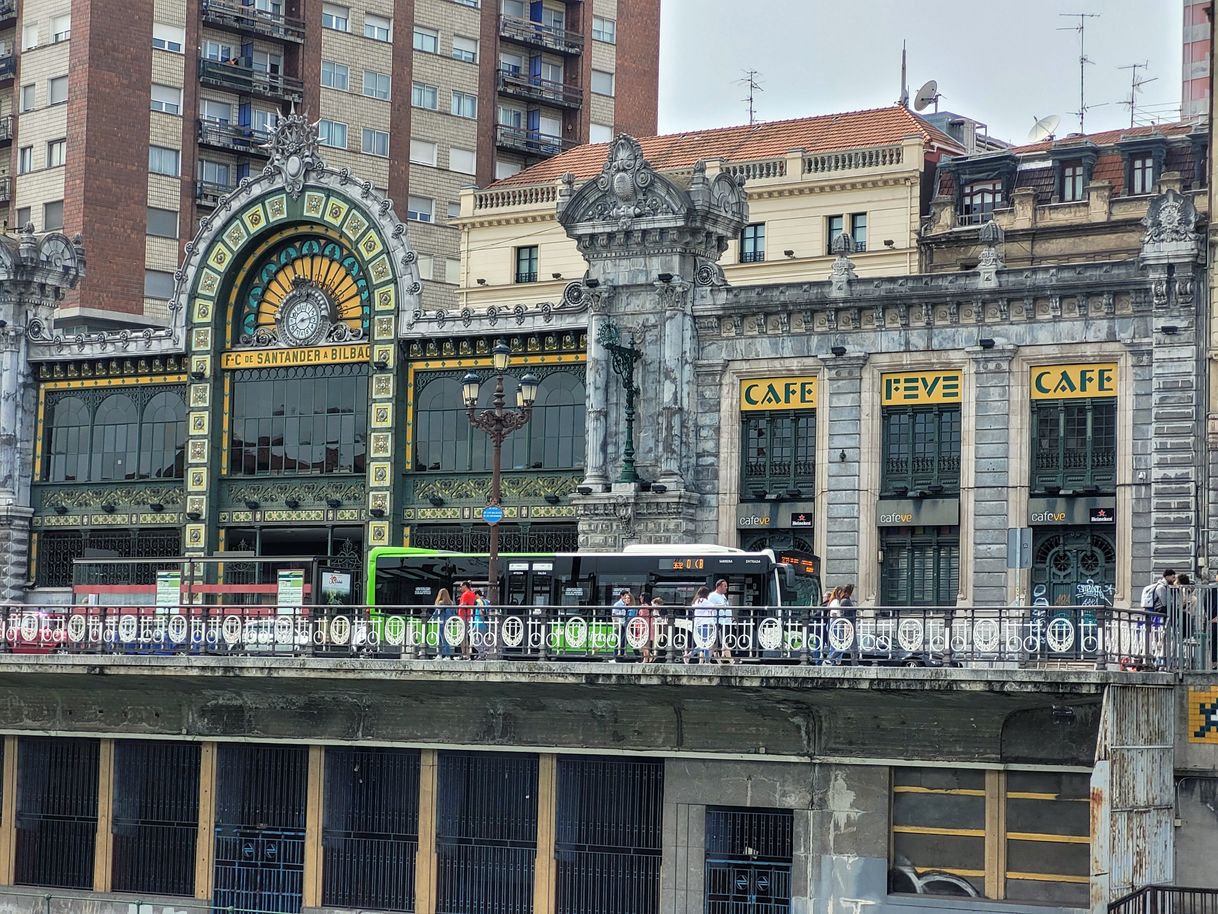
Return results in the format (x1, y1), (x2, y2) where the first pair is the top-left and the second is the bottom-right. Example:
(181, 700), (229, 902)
(139, 391), (186, 479)
(414, 378), (471, 472)
(91, 394), (139, 481)
(529, 373), (585, 469)
(45, 396), (91, 482)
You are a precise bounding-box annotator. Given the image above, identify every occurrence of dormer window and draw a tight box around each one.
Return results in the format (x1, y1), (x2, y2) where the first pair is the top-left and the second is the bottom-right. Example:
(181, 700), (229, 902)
(1061, 161), (1085, 202)
(1130, 154), (1155, 195)
(961, 180), (1002, 224)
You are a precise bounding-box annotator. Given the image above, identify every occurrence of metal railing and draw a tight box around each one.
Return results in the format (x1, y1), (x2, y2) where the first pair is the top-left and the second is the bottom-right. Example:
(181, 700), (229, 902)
(198, 119), (270, 155)
(496, 68), (583, 108)
(0, 176), (12, 205)
(0, 55), (14, 80)
(498, 14), (584, 54)
(0, 0), (15, 22)
(195, 180), (235, 207)
(495, 125), (578, 157)
(1109, 885), (1218, 914)
(0, 115), (12, 143)
(0, 602), (1182, 670)
(198, 58), (304, 102)
(201, 0), (306, 42)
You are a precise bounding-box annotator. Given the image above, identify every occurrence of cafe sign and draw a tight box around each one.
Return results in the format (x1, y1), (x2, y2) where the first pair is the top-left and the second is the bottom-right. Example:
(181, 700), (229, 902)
(1030, 362), (1117, 400)
(881, 370), (962, 406)
(740, 376), (818, 412)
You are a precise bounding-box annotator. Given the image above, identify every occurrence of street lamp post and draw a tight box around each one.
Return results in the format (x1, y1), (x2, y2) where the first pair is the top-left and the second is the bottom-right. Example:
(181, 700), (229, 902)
(462, 341), (539, 606)
(596, 319), (642, 484)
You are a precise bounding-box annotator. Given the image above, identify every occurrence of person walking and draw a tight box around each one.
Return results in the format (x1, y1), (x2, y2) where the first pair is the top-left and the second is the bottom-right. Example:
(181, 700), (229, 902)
(707, 579), (733, 663)
(690, 586), (715, 663)
(456, 581), (477, 659)
(433, 588), (456, 659)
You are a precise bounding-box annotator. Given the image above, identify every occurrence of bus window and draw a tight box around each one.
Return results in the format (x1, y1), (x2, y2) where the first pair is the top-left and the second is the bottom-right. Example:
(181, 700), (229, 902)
(529, 562), (554, 606)
(506, 561), (529, 606)
(647, 579), (703, 608)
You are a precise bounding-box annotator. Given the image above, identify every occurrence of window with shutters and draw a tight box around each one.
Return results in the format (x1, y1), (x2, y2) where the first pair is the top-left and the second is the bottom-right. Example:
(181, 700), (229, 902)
(1031, 399), (1116, 493)
(879, 527), (959, 607)
(881, 406), (961, 495)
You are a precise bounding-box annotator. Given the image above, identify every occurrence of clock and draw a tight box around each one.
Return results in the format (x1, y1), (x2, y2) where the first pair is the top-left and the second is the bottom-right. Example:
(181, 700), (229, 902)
(275, 281), (333, 347)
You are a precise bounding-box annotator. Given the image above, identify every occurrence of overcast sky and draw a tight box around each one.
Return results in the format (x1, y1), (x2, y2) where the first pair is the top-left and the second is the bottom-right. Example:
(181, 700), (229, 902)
(657, 0), (1185, 144)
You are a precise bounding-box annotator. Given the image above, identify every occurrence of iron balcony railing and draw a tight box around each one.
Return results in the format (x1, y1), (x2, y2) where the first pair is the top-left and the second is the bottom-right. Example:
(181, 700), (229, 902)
(197, 119), (270, 156)
(0, 176), (12, 205)
(200, 0), (305, 42)
(0, 602), (1182, 670)
(1033, 446), (1117, 491)
(195, 180), (235, 207)
(198, 58), (303, 103)
(495, 125), (578, 157)
(0, 0), (15, 23)
(0, 115), (12, 144)
(498, 15), (583, 55)
(496, 68), (583, 109)
(0, 55), (14, 81)
(1108, 885), (1218, 914)
(740, 250), (766, 263)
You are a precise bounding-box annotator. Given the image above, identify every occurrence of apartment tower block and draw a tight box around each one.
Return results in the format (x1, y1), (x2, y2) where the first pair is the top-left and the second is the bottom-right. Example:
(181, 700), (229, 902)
(6, 0), (659, 328)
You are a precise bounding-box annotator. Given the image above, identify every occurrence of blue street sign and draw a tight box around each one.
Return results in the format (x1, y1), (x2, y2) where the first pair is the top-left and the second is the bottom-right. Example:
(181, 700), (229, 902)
(482, 505), (504, 525)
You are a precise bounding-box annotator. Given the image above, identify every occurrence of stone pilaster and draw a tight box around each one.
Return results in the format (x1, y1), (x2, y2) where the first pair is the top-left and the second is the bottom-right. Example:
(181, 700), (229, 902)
(824, 354), (867, 586)
(967, 345), (1015, 605)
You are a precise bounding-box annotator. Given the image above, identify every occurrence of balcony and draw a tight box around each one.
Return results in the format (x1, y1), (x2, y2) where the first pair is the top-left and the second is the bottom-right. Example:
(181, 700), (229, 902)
(0, 176), (11, 205)
(198, 58), (303, 103)
(498, 15), (583, 55)
(195, 180), (235, 208)
(200, 0), (305, 43)
(0, 0), (13, 25)
(495, 125), (578, 158)
(198, 119), (270, 157)
(0, 115), (12, 145)
(496, 69), (583, 110)
(0, 55), (14, 82)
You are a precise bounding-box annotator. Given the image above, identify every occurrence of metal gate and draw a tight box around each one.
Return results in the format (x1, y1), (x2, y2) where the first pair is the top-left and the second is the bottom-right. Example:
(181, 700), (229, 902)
(704, 808), (793, 914)
(1031, 528), (1116, 607)
(213, 745), (308, 914)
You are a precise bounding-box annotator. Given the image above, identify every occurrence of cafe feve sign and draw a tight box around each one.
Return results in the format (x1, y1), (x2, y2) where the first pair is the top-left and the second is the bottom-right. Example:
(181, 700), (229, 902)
(1031, 363), (1118, 400)
(740, 376), (818, 412)
(881, 369), (962, 406)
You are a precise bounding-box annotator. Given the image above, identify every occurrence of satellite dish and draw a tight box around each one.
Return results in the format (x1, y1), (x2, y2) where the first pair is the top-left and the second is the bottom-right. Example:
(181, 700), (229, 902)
(1027, 114), (1061, 142)
(913, 80), (938, 112)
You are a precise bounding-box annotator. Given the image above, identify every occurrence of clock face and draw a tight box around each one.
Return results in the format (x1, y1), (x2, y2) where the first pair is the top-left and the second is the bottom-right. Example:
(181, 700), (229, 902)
(275, 283), (333, 346)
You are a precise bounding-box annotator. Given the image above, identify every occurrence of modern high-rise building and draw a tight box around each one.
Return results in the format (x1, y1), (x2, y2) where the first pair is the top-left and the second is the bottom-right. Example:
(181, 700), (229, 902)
(1183, 0), (1211, 121)
(5, 0), (659, 330)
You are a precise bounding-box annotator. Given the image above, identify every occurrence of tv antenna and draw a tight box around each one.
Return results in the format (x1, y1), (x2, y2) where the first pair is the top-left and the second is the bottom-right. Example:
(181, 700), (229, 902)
(1058, 12), (1100, 132)
(1027, 114), (1062, 143)
(913, 79), (940, 113)
(737, 69), (764, 125)
(1118, 61), (1157, 127)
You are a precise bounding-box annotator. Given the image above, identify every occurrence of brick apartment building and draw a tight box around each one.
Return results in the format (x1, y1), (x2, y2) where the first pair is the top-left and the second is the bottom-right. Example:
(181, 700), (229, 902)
(5, 0), (658, 329)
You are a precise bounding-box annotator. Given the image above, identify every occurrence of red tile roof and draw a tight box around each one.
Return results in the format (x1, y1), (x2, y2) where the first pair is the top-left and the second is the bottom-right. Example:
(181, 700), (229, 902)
(1010, 121), (1198, 154)
(489, 106), (964, 188)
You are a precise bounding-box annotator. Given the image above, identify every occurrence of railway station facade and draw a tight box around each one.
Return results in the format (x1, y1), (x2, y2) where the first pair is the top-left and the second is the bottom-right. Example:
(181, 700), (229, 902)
(0, 113), (1214, 914)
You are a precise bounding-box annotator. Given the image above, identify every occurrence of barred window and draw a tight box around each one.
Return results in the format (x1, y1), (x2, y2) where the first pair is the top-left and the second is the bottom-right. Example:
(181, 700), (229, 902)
(880, 526), (959, 607)
(882, 406), (961, 495)
(112, 741), (199, 896)
(742, 410), (815, 498)
(1032, 399), (1116, 493)
(15, 737), (99, 889)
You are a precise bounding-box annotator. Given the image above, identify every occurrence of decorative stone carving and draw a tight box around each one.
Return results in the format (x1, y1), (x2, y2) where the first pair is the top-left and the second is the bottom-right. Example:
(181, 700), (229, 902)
(1141, 188), (1201, 245)
(829, 231), (857, 296)
(264, 109), (325, 199)
(977, 219), (1005, 288)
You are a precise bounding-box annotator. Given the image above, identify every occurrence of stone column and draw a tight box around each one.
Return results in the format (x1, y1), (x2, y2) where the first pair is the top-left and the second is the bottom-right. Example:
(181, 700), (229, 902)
(824, 354), (867, 586)
(968, 345), (1016, 605)
(657, 279), (691, 488)
(581, 286), (613, 490)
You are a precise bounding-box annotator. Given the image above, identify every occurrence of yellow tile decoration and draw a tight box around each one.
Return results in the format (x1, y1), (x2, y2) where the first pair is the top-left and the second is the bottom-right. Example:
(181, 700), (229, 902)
(304, 191), (326, 217)
(374, 285), (395, 312)
(187, 469), (207, 492)
(370, 432), (392, 457)
(373, 344), (394, 368)
(374, 316), (394, 340)
(190, 383), (210, 409)
(206, 243), (232, 273)
(368, 521), (390, 546)
(198, 268), (222, 297)
(189, 411), (209, 435)
(192, 327), (212, 352)
(1189, 687), (1218, 742)
(357, 228), (384, 260)
(185, 524), (207, 548)
(242, 203), (267, 234)
(193, 300), (213, 324)
(324, 198), (350, 228)
(224, 221), (248, 250)
(372, 374), (393, 399)
(369, 462), (391, 486)
(371, 403), (392, 428)
(369, 254), (392, 284)
(343, 209), (368, 242)
(188, 440), (208, 465)
(266, 194), (288, 222)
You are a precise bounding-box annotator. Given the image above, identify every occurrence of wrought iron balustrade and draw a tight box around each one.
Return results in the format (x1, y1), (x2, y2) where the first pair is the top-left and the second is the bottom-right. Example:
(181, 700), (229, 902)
(1033, 447), (1116, 490)
(198, 58), (304, 102)
(496, 69), (583, 108)
(0, 0), (15, 23)
(201, 0), (306, 42)
(882, 454), (960, 494)
(0, 55), (15, 80)
(0, 115), (12, 143)
(0, 601), (1185, 671)
(495, 125), (578, 157)
(196, 180), (236, 207)
(740, 250), (766, 263)
(198, 119), (271, 155)
(498, 15), (584, 54)
(0, 176), (12, 204)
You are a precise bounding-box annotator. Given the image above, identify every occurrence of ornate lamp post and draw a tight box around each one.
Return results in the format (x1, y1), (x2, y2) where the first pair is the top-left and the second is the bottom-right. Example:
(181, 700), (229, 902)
(596, 319), (642, 484)
(462, 341), (539, 606)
